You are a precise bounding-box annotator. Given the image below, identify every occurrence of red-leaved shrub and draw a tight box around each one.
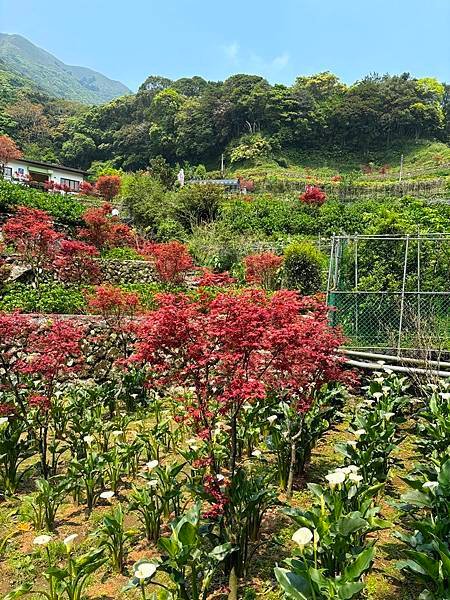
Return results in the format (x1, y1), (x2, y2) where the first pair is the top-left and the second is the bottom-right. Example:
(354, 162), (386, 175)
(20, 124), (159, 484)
(54, 239), (100, 284)
(131, 290), (348, 479)
(2, 207), (61, 281)
(78, 202), (135, 250)
(79, 181), (95, 195)
(244, 252), (283, 290)
(195, 268), (235, 288)
(299, 185), (326, 206)
(95, 175), (121, 201)
(142, 241), (194, 285)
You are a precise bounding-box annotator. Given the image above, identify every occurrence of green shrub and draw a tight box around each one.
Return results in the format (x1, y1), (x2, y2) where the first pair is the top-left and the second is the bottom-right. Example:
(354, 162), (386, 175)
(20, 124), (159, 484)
(189, 222), (258, 271)
(120, 173), (169, 232)
(0, 282), (87, 314)
(0, 181), (84, 224)
(172, 183), (224, 232)
(283, 241), (324, 294)
(101, 247), (144, 261)
(220, 196), (317, 236)
(154, 218), (186, 242)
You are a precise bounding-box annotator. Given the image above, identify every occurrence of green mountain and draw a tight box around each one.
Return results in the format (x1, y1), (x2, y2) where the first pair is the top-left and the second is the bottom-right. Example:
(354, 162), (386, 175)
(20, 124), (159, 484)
(0, 33), (131, 104)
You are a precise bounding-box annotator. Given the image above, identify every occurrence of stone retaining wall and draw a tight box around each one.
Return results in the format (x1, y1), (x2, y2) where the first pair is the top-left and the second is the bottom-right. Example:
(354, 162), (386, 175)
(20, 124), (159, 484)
(99, 259), (156, 284)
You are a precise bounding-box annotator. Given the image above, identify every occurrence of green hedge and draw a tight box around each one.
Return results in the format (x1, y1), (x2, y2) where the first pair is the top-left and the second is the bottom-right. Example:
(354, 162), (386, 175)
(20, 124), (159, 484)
(0, 282), (87, 313)
(283, 241), (324, 294)
(220, 195), (450, 238)
(0, 281), (182, 314)
(0, 180), (85, 224)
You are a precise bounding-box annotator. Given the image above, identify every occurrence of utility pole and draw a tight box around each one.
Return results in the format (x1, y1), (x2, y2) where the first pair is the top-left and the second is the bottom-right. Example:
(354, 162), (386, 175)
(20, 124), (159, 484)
(399, 154), (404, 182)
(221, 154), (224, 178)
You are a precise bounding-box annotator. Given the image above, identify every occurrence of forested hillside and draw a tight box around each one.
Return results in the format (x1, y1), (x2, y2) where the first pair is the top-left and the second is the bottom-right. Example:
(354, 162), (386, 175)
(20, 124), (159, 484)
(0, 34), (130, 105)
(1, 66), (450, 173)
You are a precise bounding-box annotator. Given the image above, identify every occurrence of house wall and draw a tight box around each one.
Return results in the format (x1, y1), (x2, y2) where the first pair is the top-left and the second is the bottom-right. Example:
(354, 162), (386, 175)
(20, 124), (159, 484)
(5, 160), (85, 186)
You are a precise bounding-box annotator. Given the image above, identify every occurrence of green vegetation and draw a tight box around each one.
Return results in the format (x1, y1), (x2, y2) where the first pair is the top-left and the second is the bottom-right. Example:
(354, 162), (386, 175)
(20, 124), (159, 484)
(2, 50), (450, 175)
(0, 33), (130, 105)
(283, 241), (324, 294)
(0, 180), (84, 223)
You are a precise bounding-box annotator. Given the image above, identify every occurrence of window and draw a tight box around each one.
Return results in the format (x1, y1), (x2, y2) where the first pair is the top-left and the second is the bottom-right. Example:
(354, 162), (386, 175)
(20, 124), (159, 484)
(60, 177), (80, 192)
(3, 167), (12, 179)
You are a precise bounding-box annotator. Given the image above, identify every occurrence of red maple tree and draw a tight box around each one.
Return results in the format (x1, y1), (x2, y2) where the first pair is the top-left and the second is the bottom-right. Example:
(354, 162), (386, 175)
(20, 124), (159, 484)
(87, 285), (142, 357)
(2, 207), (61, 282)
(131, 290), (346, 476)
(0, 314), (84, 477)
(54, 239), (101, 284)
(244, 252), (283, 290)
(300, 185), (326, 206)
(95, 175), (121, 201)
(142, 241), (194, 285)
(78, 202), (135, 250)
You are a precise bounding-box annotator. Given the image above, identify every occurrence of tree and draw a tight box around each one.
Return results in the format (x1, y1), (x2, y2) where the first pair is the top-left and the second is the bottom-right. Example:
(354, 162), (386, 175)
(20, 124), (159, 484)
(54, 239), (101, 284)
(78, 202), (135, 250)
(131, 290), (347, 579)
(142, 241), (194, 284)
(283, 241), (324, 294)
(120, 172), (168, 233)
(0, 134), (22, 177)
(230, 134), (272, 164)
(0, 314), (84, 477)
(172, 183), (224, 232)
(244, 252), (283, 290)
(5, 99), (50, 144)
(148, 156), (176, 189)
(87, 285), (142, 357)
(95, 175), (121, 201)
(2, 206), (61, 284)
(61, 133), (97, 169)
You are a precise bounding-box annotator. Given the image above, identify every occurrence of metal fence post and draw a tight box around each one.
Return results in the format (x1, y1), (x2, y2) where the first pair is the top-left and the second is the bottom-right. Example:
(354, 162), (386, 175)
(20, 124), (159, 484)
(397, 235), (410, 356)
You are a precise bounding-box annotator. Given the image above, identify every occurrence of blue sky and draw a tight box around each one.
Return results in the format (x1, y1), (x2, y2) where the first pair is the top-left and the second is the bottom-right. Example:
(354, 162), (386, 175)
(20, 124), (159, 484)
(1, 0), (449, 91)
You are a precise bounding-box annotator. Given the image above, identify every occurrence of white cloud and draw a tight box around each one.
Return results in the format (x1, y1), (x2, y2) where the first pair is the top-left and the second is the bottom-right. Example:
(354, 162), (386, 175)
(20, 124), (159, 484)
(223, 41), (239, 61)
(221, 43), (290, 79)
(271, 52), (290, 70)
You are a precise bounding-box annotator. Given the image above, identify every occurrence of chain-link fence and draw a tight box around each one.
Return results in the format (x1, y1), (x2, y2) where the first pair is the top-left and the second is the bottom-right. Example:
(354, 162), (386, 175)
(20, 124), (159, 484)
(326, 234), (450, 352)
(328, 291), (450, 350)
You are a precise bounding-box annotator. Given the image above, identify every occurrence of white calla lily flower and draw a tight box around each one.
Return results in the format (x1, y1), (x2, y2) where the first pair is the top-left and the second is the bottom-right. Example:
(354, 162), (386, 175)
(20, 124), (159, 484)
(134, 561), (158, 580)
(145, 460), (159, 471)
(33, 534), (52, 546)
(100, 490), (115, 500)
(349, 473), (363, 484)
(422, 481), (439, 491)
(63, 534), (78, 551)
(325, 471), (346, 489)
(292, 527), (313, 549)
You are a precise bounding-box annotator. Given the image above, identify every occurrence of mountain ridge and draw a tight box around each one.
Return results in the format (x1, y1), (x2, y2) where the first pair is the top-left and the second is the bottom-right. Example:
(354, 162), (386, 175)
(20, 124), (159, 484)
(0, 33), (131, 104)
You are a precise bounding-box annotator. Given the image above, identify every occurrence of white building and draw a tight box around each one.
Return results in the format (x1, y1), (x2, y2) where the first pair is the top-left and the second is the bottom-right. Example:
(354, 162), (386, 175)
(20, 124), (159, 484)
(4, 158), (86, 191)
